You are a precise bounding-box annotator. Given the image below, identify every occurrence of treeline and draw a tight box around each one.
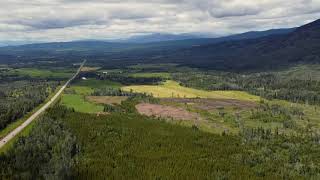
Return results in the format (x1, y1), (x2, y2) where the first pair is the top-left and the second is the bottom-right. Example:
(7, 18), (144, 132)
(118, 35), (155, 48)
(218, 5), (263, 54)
(172, 71), (320, 105)
(0, 106), (78, 180)
(0, 81), (58, 130)
(240, 127), (320, 178)
(97, 73), (163, 85)
(92, 87), (136, 96)
(92, 87), (155, 98)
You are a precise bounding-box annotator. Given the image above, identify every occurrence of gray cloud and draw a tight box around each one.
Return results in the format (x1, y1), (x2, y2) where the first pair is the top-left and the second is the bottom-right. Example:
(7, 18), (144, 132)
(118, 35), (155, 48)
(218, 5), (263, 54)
(10, 18), (107, 29)
(0, 0), (319, 41)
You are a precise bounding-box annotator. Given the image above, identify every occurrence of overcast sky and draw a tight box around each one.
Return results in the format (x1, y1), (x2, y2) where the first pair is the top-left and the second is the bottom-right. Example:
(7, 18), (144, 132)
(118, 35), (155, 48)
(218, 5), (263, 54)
(0, 0), (319, 42)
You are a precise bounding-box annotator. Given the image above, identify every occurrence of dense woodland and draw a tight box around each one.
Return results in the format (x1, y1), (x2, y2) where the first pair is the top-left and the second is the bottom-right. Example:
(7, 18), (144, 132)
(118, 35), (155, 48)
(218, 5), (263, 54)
(1, 100), (319, 179)
(0, 80), (58, 130)
(172, 71), (320, 105)
(0, 106), (78, 179)
(97, 73), (163, 85)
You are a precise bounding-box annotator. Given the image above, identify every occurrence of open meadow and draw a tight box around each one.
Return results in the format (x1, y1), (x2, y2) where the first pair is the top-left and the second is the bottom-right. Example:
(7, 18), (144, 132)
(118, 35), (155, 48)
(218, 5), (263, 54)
(122, 80), (260, 101)
(12, 68), (74, 79)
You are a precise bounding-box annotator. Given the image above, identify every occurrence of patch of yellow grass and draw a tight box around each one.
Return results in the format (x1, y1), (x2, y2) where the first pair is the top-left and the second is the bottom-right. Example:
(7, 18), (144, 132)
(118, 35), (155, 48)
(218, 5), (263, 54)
(122, 80), (260, 101)
(81, 66), (101, 72)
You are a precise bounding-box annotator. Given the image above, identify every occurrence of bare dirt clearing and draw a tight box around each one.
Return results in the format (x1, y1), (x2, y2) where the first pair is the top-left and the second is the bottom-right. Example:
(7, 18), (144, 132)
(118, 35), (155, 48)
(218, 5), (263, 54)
(161, 98), (257, 110)
(86, 96), (128, 105)
(136, 103), (202, 121)
(81, 67), (101, 72)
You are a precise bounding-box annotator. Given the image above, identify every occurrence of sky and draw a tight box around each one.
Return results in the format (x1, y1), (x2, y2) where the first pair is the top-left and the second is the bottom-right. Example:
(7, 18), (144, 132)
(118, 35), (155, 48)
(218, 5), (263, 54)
(0, 0), (319, 42)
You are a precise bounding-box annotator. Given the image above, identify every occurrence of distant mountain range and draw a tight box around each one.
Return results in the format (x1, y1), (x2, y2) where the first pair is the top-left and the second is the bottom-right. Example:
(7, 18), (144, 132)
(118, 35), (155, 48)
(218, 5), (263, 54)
(0, 19), (319, 71)
(0, 28), (295, 47)
(109, 28), (295, 44)
(0, 27), (295, 59)
(117, 33), (203, 43)
(162, 19), (320, 70)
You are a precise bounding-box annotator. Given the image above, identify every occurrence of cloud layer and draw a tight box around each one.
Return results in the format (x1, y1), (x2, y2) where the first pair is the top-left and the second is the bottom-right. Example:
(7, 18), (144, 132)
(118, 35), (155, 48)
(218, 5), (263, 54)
(0, 0), (319, 41)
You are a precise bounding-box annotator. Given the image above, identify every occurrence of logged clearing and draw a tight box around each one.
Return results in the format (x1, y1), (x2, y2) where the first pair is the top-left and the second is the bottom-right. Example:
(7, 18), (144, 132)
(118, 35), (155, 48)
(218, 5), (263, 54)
(122, 80), (260, 101)
(161, 98), (257, 110)
(86, 96), (127, 105)
(136, 103), (202, 121)
(81, 66), (101, 72)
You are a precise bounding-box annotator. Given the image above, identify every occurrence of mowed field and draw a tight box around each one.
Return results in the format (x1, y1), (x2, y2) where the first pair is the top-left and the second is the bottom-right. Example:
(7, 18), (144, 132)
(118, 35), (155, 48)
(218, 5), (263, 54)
(61, 94), (104, 113)
(12, 68), (73, 78)
(60, 79), (123, 113)
(122, 80), (260, 101)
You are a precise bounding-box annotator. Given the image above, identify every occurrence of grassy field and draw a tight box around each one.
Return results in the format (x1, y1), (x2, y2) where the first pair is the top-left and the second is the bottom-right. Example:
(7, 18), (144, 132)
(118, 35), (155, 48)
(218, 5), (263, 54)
(66, 79), (122, 97)
(60, 79), (122, 113)
(130, 72), (171, 79)
(61, 94), (104, 113)
(12, 68), (73, 78)
(122, 80), (260, 101)
(69, 86), (94, 95)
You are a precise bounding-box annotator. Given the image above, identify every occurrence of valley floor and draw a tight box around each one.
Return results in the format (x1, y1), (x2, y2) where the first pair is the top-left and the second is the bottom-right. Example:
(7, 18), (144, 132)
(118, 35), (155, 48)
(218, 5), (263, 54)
(1, 63), (320, 179)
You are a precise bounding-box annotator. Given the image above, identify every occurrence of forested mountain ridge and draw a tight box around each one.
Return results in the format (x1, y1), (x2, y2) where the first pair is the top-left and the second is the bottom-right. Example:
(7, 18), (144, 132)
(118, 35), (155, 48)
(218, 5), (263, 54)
(0, 28), (295, 65)
(163, 19), (320, 70)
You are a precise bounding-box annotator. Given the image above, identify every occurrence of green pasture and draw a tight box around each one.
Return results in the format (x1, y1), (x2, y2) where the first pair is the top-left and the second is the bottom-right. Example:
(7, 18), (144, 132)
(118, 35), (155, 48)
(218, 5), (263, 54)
(61, 94), (104, 113)
(12, 68), (73, 78)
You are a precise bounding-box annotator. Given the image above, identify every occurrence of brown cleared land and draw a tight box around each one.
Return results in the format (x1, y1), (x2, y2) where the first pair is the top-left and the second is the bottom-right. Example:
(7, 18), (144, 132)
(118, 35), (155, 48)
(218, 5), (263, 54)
(81, 67), (101, 72)
(161, 98), (257, 110)
(136, 103), (202, 121)
(86, 96), (128, 105)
